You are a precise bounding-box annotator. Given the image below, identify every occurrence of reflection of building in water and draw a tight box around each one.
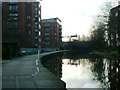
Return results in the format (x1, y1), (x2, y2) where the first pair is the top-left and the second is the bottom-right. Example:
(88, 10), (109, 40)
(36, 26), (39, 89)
(108, 58), (120, 90)
(67, 59), (80, 66)
(42, 55), (62, 78)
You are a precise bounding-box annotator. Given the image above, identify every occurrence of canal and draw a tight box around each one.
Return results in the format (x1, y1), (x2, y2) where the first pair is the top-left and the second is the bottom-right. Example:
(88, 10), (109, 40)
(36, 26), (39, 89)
(41, 52), (119, 89)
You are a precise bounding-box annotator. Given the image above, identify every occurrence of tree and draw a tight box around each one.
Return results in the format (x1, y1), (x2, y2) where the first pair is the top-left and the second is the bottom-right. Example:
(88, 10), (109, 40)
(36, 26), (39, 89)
(89, 1), (118, 51)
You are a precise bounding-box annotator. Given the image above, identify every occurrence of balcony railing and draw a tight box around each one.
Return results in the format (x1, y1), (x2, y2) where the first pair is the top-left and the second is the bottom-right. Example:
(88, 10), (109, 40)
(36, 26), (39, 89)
(9, 2), (18, 5)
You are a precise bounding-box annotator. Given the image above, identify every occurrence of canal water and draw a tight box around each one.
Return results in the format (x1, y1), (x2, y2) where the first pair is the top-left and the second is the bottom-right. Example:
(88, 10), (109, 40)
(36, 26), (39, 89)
(41, 52), (119, 89)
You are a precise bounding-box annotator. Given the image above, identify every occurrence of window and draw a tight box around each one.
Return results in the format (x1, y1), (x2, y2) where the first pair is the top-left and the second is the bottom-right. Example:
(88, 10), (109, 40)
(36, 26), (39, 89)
(39, 25), (41, 29)
(35, 37), (38, 39)
(9, 13), (18, 20)
(39, 11), (41, 14)
(39, 31), (41, 35)
(45, 28), (50, 33)
(35, 44), (38, 47)
(115, 12), (118, 17)
(35, 17), (38, 22)
(35, 29), (38, 32)
(45, 37), (50, 41)
(45, 42), (50, 47)
(9, 1), (18, 4)
(27, 16), (31, 19)
(27, 24), (31, 27)
(35, 8), (38, 10)
(29, 31), (31, 34)
(9, 5), (18, 11)
(9, 13), (18, 17)
(45, 33), (50, 36)
(34, 25), (38, 29)
(8, 22), (18, 28)
(44, 23), (50, 27)
(35, 22), (38, 25)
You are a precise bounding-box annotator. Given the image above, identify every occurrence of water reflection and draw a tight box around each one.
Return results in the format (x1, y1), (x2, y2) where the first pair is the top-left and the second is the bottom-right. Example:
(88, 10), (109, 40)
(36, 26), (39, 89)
(41, 53), (120, 89)
(108, 58), (120, 90)
(41, 54), (63, 78)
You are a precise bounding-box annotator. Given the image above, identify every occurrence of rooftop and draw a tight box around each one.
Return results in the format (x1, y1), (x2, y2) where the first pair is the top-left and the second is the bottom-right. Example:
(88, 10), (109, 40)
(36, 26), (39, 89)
(41, 17), (62, 23)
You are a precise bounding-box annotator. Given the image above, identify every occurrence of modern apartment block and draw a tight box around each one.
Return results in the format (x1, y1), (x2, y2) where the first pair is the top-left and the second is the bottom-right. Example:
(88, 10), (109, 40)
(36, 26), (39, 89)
(41, 18), (62, 51)
(2, 1), (41, 59)
(108, 4), (120, 50)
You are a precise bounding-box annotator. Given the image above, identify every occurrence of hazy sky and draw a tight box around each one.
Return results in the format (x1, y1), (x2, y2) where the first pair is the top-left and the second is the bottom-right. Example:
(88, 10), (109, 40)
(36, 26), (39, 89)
(41, 0), (117, 37)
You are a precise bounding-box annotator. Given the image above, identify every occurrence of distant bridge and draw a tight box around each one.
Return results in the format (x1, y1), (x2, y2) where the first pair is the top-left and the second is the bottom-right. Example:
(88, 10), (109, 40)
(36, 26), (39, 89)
(62, 34), (80, 42)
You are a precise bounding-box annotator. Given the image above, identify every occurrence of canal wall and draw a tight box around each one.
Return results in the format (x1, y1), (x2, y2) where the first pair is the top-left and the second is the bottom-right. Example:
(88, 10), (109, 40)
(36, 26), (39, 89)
(37, 50), (68, 88)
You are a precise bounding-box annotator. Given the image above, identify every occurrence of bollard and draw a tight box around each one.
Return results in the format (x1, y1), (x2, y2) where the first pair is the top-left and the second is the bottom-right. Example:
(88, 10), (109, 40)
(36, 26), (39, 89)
(38, 50), (40, 59)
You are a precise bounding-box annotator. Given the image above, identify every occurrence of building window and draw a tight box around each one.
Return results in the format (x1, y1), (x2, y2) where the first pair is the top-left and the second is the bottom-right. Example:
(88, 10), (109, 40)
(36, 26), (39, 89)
(35, 8), (38, 10)
(45, 42), (50, 47)
(27, 16), (31, 19)
(9, 5), (18, 11)
(45, 37), (50, 41)
(8, 13), (18, 20)
(9, 1), (18, 4)
(27, 24), (31, 27)
(39, 39), (41, 42)
(8, 22), (18, 28)
(35, 22), (38, 25)
(39, 25), (41, 29)
(39, 11), (41, 14)
(29, 31), (31, 34)
(35, 37), (38, 39)
(9, 13), (18, 17)
(115, 12), (118, 17)
(35, 44), (38, 47)
(39, 32), (41, 35)
(45, 28), (50, 33)
(34, 25), (38, 29)
(45, 33), (50, 36)
(35, 29), (38, 32)
(44, 23), (50, 27)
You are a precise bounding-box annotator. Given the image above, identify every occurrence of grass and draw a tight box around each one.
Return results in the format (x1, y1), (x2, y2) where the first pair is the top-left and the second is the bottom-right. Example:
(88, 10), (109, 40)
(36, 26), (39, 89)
(19, 51), (38, 56)
(95, 51), (119, 58)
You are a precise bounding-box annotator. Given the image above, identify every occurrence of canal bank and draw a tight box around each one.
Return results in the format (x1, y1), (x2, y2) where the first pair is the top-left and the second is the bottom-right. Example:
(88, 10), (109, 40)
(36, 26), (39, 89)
(92, 51), (120, 59)
(2, 51), (68, 89)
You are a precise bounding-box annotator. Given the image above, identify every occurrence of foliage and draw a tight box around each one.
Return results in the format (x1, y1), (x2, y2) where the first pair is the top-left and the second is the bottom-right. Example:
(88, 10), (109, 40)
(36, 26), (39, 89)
(89, 2), (118, 51)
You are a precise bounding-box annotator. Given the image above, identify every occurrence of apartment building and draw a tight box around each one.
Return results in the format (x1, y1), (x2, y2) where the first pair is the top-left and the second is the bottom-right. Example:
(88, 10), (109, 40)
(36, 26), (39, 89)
(108, 4), (120, 50)
(41, 18), (62, 51)
(2, 1), (41, 59)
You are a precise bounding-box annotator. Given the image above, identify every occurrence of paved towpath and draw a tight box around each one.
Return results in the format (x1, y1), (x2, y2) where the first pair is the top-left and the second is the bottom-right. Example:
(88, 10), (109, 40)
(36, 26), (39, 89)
(2, 51), (67, 89)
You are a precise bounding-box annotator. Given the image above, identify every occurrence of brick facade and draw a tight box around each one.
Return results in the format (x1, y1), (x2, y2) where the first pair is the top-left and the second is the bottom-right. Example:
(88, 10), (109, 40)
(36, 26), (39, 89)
(2, 1), (41, 59)
(41, 18), (62, 51)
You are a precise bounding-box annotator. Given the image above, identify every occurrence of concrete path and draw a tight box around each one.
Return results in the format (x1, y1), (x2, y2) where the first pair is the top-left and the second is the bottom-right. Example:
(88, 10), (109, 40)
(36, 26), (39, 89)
(2, 51), (66, 89)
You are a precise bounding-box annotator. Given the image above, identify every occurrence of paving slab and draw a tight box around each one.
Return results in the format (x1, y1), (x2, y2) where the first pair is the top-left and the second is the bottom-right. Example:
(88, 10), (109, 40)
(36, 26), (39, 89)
(2, 51), (67, 89)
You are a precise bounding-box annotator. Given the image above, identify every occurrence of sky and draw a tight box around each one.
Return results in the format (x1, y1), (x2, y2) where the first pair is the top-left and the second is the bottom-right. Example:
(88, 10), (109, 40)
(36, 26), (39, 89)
(41, 0), (118, 37)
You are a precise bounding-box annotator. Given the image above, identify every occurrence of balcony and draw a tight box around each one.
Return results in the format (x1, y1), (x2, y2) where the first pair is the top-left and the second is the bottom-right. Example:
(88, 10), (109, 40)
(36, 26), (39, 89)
(35, 29), (38, 32)
(59, 25), (62, 30)
(45, 33), (50, 37)
(9, 9), (18, 13)
(9, 2), (18, 5)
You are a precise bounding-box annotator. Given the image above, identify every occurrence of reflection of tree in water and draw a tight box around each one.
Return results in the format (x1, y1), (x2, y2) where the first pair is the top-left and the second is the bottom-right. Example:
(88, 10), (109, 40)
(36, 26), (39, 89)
(90, 57), (120, 89)
(108, 58), (120, 90)
(63, 53), (109, 87)
(89, 58), (110, 88)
